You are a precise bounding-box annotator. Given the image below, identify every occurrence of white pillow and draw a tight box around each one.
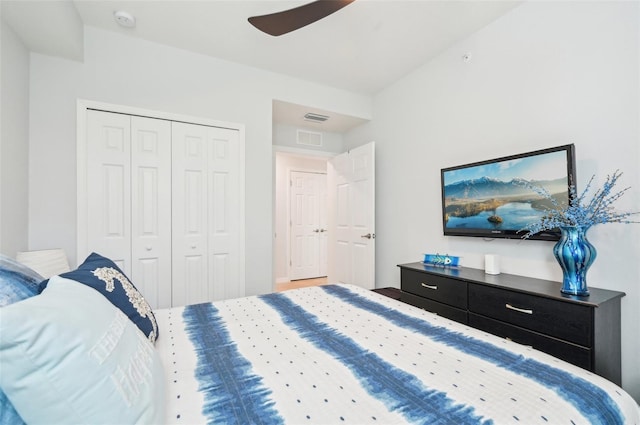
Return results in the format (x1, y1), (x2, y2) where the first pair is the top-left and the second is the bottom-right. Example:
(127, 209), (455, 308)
(0, 276), (164, 424)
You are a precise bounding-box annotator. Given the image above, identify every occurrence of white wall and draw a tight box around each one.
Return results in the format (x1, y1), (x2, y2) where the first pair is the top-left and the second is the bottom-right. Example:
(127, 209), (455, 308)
(346, 1), (640, 401)
(0, 20), (30, 257)
(274, 152), (329, 283)
(28, 26), (371, 296)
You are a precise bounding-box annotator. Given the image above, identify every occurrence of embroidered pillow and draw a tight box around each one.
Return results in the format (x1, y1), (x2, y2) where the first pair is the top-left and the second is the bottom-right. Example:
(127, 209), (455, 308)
(0, 276), (164, 424)
(42, 252), (158, 343)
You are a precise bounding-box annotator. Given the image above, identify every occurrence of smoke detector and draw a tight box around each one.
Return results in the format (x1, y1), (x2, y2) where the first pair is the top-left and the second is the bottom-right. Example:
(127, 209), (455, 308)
(114, 10), (136, 28)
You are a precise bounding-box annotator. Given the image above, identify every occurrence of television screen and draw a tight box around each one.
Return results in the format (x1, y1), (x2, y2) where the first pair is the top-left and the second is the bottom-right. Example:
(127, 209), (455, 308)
(441, 144), (576, 241)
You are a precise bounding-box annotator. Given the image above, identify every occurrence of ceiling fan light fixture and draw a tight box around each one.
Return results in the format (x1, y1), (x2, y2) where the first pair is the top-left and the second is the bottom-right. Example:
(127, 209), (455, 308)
(304, 112), (330, 123)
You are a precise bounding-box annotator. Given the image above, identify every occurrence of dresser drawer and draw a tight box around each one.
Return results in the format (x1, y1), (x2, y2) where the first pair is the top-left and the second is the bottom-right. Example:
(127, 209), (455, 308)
(469, 313), (592, 369)
(468, 284), (592, 347)
(401, 292), (468, 324)
(400, 269), (467, 309)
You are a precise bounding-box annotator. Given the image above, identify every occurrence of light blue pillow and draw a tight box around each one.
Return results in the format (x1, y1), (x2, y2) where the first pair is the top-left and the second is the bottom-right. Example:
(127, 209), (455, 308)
(0, 276), (165, 424)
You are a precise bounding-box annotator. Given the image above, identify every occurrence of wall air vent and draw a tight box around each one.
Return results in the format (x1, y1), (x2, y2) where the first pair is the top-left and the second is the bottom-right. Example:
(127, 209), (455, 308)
(297, 130), (323, 147)
(303, 112), (330, 123)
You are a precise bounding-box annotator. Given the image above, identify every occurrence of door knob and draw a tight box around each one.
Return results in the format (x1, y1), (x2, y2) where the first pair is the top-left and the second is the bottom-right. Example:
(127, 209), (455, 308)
(313, 229), (320, 233)
(361, 233), (375, 239)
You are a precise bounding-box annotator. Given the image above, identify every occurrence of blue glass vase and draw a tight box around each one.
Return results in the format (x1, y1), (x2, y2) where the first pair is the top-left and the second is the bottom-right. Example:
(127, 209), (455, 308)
(553, 226), (596, 296)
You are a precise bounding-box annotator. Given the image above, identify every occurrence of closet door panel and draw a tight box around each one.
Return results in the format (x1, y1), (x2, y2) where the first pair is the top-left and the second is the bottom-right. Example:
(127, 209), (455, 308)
(131, 116), (172, 309)
(86, 110), (131, 273)
(172, 124), (241, 305)
(172, 123), (209, 306)
(208, 128), (241, 300)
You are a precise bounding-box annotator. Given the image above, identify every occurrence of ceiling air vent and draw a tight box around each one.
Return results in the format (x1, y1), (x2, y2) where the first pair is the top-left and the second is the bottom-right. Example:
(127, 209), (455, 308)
(297, 130), (323, 147)
(303, 112), (330, 123)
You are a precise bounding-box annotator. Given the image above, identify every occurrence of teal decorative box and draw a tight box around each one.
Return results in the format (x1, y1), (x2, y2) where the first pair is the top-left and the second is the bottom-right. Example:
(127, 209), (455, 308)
(423, 254), (461, 268)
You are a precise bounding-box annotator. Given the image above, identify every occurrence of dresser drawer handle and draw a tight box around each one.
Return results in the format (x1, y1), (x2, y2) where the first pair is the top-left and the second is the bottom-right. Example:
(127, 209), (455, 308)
(505, 303), (533, 315)
(421, 283), (438, 290)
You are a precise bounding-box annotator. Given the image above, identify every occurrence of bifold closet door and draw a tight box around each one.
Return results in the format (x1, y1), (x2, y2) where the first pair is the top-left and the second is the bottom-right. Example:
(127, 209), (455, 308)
(130, 116), (172, 309)
(86, 111), (131, 272)
(86, 110), (172, 309)
(171, 122), (241, 306)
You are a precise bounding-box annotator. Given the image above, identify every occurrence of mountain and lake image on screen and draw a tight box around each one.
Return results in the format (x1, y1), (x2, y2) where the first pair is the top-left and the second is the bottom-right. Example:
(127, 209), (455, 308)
(441, 145), (575, 240)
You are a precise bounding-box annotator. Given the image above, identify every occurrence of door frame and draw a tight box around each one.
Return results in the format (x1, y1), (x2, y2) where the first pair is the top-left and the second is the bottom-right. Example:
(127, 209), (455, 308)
(76, 99), (246, 286)
(273, 147), (335, 287)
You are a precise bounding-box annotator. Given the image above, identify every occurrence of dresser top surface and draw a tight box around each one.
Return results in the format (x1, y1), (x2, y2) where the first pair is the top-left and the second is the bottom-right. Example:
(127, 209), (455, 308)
(398, 262), (625, 307)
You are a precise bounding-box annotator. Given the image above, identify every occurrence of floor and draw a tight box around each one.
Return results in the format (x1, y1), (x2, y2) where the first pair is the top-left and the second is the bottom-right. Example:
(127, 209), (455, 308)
(275, 277), (328, 292)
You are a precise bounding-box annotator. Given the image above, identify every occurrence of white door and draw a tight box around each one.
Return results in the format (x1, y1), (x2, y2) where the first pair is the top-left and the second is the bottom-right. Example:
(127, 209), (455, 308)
(207, 126), (242, 301)
(130, 116), (172, 309)
(86, 110), (132, 272)
(172, 122), (241, 306)
(327, 142), (375, 289)
(290, 171), (327, 280)
(86, 111), (173, 308)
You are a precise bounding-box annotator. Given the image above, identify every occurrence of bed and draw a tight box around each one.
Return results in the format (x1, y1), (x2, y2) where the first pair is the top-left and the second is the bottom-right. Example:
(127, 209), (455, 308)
(153, 283), (639, 424)
(1, 253), (639, 424)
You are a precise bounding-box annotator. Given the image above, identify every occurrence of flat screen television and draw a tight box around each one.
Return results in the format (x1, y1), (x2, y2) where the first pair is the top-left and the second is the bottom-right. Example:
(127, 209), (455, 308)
(441, 144), (576, 241)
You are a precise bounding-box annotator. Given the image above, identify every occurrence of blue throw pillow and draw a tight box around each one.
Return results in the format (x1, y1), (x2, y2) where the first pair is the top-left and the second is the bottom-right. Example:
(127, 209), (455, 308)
(0, 254), (43, 425)
(0, 254), (43, 307)
(0, 276), (165, 424)
(0, 391), (23, 425)
(42, 252), (158, 343)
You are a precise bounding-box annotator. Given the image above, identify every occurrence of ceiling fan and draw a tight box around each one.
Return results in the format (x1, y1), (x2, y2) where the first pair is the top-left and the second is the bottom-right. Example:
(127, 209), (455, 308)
(248, 0), (355, 37)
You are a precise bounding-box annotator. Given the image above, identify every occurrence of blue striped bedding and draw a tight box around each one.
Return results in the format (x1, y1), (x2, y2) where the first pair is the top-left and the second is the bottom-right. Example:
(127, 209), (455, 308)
(154, 284), (639, 424)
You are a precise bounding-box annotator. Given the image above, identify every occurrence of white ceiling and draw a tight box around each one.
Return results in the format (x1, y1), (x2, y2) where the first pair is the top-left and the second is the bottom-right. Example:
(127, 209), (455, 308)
(2, 0), (521, 132)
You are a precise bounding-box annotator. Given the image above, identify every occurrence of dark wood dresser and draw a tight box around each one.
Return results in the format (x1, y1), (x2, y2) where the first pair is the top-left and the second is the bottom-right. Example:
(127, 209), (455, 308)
(397, 262), (625, 385)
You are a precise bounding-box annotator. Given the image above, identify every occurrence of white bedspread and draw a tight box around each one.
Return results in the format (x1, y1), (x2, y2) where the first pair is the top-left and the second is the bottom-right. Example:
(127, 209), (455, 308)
(154, 284), (639, 424)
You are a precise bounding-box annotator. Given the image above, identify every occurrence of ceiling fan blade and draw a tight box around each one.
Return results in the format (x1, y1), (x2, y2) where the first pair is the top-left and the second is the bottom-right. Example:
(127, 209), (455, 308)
(248, 0), (355, 37)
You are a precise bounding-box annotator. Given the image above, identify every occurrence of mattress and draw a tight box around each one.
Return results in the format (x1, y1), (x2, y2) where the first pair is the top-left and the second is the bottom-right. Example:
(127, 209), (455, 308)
(155, 284), (640, 424)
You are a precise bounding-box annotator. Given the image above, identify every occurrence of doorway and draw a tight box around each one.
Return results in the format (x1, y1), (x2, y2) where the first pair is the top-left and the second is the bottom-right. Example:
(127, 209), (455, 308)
(274, 143), (376, 291)
(274, 152), (329, 286)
